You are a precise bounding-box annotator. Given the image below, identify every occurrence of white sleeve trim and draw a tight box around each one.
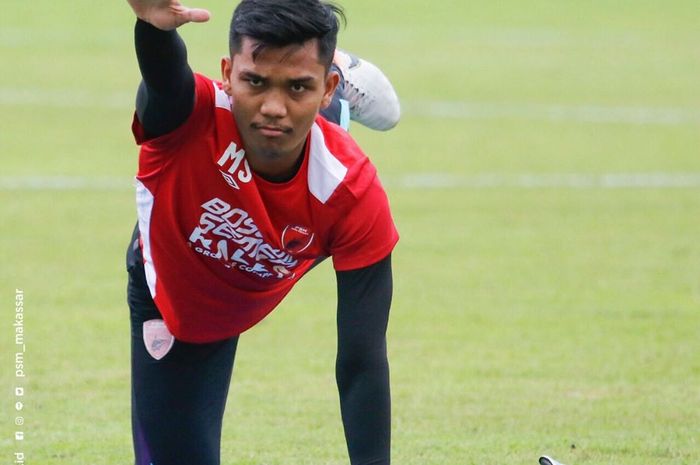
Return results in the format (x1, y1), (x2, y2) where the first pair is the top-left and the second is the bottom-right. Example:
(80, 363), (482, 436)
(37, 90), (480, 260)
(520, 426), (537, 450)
(308, 123), (348, 203)
(135, 179), (157, 297)
(213, 82), (232, 111)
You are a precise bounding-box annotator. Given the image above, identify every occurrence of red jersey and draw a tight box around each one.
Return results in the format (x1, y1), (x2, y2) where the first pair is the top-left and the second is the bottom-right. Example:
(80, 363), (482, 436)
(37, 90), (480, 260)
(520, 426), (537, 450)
(132, 74), (398, 343)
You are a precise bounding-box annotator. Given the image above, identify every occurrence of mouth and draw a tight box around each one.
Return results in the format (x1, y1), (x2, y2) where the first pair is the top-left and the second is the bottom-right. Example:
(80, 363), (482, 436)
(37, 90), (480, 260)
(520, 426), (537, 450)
(252, 123), (292, 138)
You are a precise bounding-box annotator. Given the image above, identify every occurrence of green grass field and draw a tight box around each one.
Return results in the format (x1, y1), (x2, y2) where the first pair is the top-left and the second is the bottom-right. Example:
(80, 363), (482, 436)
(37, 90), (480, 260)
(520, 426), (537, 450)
(2, 1), (700, 463)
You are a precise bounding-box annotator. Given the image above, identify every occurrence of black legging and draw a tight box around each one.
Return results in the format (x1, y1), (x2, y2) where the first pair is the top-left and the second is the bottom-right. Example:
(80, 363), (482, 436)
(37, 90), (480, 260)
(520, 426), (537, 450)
(128, 226), (238, 465)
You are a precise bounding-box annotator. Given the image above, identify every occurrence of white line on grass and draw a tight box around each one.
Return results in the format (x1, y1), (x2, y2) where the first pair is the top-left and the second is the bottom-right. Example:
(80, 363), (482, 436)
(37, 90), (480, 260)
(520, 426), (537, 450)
(394, 173), (700, 189)
(0, 88), (133, 110)
(2, 174), (700, 191)
(2, 87), (699, 126)
(0, 176), (133, 191)
(402, 101), (700, 126)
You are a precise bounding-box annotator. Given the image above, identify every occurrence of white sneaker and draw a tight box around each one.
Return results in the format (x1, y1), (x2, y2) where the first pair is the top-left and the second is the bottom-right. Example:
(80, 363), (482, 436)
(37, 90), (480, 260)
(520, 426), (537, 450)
(539, 456), (567, 465)
(334, 50), (401, 131)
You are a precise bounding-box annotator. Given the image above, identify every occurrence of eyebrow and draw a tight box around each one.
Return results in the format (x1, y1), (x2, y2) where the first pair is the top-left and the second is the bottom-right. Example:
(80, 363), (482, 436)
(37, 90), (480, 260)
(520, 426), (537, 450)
(239, 71), (317, 85)
(288, 76), (316, 85)
(239, 71), (265, 81)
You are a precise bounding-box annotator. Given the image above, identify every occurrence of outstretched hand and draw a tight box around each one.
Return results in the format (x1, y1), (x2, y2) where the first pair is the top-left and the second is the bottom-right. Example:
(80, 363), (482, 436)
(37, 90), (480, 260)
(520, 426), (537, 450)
(127, 0), (210, 30)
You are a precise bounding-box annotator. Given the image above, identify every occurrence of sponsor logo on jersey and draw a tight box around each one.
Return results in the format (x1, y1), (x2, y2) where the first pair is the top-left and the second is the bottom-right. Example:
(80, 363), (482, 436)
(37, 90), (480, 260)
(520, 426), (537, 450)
(188, 197), (297, 280)
(217, 142), (252, 190)
(281, 225), (315, 254)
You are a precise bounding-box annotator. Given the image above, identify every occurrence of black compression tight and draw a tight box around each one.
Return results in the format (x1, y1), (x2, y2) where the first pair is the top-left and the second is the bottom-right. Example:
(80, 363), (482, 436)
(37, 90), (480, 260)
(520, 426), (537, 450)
(128, 227), (237, 465)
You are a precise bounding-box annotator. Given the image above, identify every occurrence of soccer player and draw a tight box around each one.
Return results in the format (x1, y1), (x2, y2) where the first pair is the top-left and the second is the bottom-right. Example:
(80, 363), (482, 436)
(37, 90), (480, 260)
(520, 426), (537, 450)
(124, 1), (400, 464)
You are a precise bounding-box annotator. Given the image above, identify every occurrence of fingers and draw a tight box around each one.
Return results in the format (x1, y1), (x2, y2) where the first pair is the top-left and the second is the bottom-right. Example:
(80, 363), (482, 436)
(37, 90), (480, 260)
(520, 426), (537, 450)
(133, 2), (211, 30)
(182, 7), (210, 24)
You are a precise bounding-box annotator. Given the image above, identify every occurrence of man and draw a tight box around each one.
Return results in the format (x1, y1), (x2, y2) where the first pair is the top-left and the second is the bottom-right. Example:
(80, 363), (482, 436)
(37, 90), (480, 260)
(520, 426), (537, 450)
(125, 1), (399, 464)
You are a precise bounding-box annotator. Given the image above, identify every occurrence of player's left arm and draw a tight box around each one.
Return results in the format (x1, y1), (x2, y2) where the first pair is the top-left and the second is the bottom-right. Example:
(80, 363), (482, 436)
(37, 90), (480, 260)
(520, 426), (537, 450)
(335, 254), (392, 465)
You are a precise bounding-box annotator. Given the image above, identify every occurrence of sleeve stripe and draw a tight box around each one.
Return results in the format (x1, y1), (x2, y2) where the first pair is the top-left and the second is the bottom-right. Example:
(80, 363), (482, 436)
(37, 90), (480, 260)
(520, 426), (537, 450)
(307, 123), (348, 203)
(135, 179), (157, 297)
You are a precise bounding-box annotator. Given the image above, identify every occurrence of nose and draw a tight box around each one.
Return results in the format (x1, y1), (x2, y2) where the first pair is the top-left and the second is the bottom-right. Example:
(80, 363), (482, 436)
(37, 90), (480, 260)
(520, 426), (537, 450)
(260, 88), (287, 119)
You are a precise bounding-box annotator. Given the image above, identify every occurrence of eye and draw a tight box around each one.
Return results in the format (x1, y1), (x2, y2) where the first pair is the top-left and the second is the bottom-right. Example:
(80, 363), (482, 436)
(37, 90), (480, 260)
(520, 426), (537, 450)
(290, 83), (307, 93)
(247, 77), (264, 87)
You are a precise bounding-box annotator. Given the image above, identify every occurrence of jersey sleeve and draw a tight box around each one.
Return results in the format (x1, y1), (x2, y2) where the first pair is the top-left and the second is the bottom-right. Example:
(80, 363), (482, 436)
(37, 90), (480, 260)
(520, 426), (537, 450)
(330, 179), (399, 271)
(132, 73), (214, 148)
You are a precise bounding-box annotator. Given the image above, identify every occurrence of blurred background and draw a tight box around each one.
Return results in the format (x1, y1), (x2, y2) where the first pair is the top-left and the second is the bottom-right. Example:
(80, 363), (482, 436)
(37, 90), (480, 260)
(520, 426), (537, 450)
(1, 1), (699, 463)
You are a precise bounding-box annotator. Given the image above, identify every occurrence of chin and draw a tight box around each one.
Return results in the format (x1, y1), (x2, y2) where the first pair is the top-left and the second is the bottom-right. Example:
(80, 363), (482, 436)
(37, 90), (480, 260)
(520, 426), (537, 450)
(256, 145), (287, 160)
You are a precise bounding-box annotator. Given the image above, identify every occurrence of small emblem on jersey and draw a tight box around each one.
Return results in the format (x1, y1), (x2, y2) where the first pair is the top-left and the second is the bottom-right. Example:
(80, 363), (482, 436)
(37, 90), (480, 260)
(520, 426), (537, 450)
(281, 225), (315, 254)
(143, 319), (175, 360)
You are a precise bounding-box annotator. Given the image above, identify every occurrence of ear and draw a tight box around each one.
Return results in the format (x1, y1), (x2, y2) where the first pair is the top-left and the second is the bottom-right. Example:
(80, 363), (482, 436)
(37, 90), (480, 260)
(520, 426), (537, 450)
(220, 56), (233, 95)
(320, 70), (341, 109)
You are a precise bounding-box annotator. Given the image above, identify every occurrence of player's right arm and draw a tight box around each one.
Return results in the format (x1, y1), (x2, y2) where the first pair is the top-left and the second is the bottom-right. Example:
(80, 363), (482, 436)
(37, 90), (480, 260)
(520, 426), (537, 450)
(126, 1), (210, 139)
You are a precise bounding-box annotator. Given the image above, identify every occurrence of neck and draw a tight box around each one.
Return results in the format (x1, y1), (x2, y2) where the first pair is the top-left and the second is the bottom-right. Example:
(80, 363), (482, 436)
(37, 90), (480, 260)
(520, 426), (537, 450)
(247, 145), (306, 183)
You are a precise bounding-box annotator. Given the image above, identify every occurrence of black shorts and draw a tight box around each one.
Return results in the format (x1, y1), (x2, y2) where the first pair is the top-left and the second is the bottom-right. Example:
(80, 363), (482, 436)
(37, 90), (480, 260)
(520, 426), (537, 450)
(127, 224), (239, 465)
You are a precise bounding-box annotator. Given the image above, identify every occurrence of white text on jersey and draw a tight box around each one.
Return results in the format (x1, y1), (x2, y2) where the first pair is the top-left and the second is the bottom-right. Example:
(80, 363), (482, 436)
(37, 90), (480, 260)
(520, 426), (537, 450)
(188, 197), (297, 280)
(217, 142), (252, 190)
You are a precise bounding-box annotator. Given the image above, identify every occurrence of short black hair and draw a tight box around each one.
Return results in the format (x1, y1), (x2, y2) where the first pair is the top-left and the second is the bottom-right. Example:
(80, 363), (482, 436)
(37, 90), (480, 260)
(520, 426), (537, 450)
(229, 0), (345, 71)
